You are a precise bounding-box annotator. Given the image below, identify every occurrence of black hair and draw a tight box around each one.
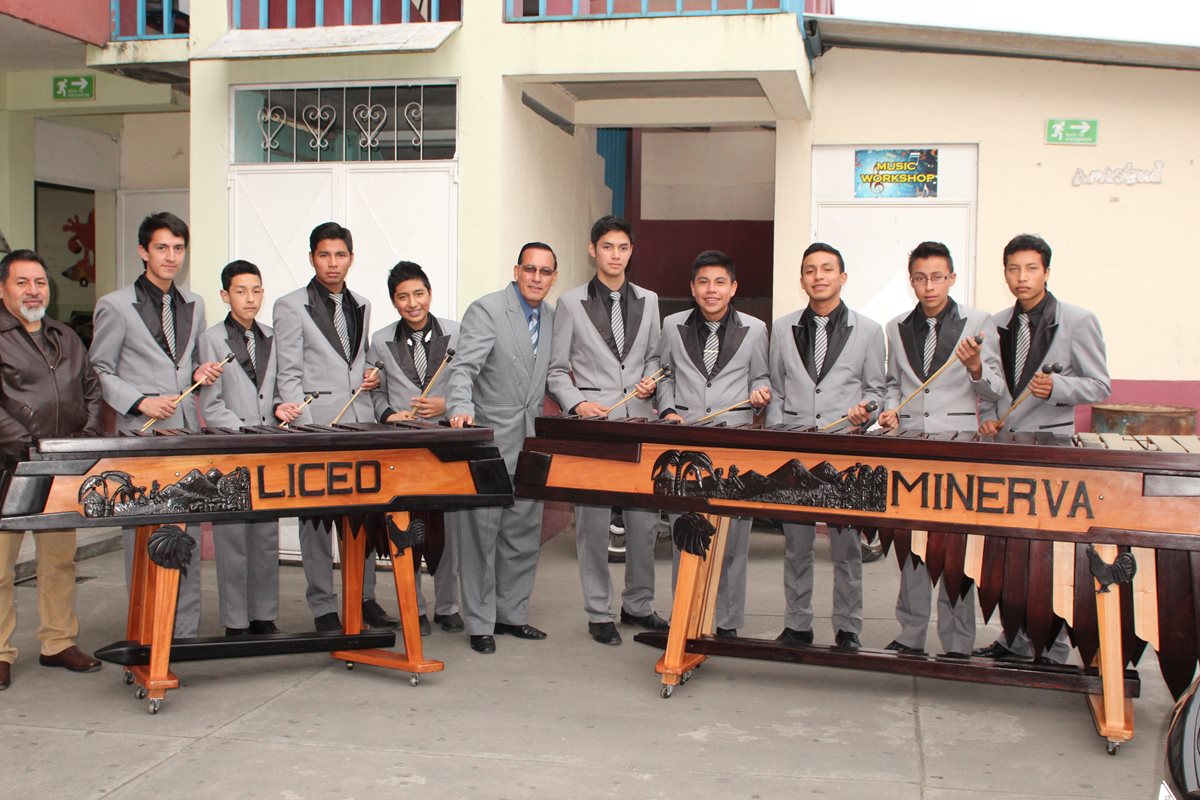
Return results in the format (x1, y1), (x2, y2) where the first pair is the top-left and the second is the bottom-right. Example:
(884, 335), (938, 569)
(309, 222), (354, 255)
(138, 211), (189, 250)
(517, 242), (557, 270)
(590, 215), (633, 246)
(387, 261), (431, 296)
(907, 241), (954, 273)
(1003, 234), (1052, 269)
(220, 259), (261, 291)
(802, 242), (845, 273)
(691, 249), (736, 281)
(0, 249), (48, 283)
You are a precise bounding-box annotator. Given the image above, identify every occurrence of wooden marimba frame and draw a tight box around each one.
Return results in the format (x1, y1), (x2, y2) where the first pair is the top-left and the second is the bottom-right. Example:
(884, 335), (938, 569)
(515, 415), (1200, 754)
(0, 421), (512, 714)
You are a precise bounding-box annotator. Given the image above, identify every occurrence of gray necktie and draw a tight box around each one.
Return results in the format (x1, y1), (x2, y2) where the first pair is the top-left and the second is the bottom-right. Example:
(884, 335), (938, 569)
(610, 291), (625, 357)
(162, 294), (176, 360)
(410, 330), (427, 385)
(813, 316), (829, 377)
(245, 329), (256, 372)
(529, 308), (540, 354)
(922, 317), (938, 377)
(703, 320), (720, 375)
(1015, 312), (1031, 382)
(330, 292), (350, 360)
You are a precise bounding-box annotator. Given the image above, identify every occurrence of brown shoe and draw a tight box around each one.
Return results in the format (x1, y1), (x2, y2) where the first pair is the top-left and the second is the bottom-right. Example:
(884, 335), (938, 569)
(39, 646), (102, 673)
(0, 661), (10, 689)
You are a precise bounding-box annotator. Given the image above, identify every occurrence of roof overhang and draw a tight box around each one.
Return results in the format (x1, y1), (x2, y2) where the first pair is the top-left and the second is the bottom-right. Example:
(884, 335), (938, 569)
(194, 21), (460, 61)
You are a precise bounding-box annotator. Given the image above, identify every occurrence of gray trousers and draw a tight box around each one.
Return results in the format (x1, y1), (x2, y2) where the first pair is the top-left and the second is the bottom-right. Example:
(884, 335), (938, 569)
(299, 517), (377, 618)
(456, 497), (544, 636)
(895, 559), (976, 654)
(999, 627), (1072, 663)
(123, 524), (201, 639)
(575, 505), (659, 622)
(212, 519), (280, 629)
(782, 523), (863, 635)
(669, 515), (752, 631)
(416, 512), (460, 618)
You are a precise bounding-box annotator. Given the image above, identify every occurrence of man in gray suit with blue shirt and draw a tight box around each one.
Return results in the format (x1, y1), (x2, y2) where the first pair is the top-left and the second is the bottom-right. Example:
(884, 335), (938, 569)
(767, 242), (885, 650)
(448, 242), (558, 654)
(877, 241), (1005, 657)
(658, 250), (771, 638)
(974, 233), (1111, 663)
(272, 222), (396, 633)
(199, 261), (303, 636)
(548, 216), (667, 647)
(90, 212), (227, 639)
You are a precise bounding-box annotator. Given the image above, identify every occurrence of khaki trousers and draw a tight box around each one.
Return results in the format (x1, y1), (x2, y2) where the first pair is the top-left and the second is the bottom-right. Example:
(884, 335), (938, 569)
(0, 529), (80, 663)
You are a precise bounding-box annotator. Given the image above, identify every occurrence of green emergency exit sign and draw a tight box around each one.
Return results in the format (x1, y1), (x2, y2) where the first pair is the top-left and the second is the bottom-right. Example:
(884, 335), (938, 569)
(52, 75), (95, 101)
(1045, 118), (1097, 145)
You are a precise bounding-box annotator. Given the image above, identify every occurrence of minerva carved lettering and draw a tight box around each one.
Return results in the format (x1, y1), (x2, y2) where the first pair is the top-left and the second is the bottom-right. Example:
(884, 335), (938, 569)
(889, 470), (1094, 518)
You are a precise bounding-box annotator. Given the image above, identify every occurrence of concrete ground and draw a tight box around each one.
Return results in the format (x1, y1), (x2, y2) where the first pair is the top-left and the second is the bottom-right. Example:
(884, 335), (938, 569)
(0, 525), (1174, 799)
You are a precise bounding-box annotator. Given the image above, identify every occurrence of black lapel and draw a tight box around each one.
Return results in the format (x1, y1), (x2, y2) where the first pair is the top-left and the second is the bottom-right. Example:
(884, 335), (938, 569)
(132, 283), (174, 361)
(792, 321), (817, 384)
(820, 308), (853, 383)
(173, 295), (194, 366)
(899, 307), (924, 378)
(255, 331), (273, 389)
(224, 317), (255, 383)
(711, 311), (747, 379)
(678, 310), (707, 377)
(581, 291), (619, 360)
(998, 312), (1016, 396)
(623, 291), (645, 360)
(304, 283), (348, 363)
(1025, 294), (1059, 385)
(387, 329), (422, 388)
(347, 293), (366, 359)
(427, 318), (451, 374)
(932, 301), (967, 374)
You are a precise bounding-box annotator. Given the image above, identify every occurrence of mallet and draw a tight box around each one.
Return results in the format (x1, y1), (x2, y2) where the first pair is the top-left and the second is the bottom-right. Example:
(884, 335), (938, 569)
(141, 352), (235, 431)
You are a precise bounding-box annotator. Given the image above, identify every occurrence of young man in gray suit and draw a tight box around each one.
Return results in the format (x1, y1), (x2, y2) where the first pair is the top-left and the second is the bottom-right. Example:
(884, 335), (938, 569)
(877, 242), (1005, 657)
(90, 212), (227, 639)
(272, 222), (396, 633)
(199, 261), (303, 636)
(367, 260), (462, 637)
(548, 216), (666, 646)
(657, 250), (771, 638)
(767, 242), (885, 650)
(974, 233), (1111, 663)
(447, 242), (558, 654)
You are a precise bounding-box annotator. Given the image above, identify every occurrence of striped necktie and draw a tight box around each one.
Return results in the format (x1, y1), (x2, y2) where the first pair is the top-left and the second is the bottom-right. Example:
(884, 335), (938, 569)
(330, 292), (350, 360)
(161, 294), (176, 361)
(922, 317), (938, 377)
(410, 330), (427, 385)
(703, 320), (720, 375)
(529, 308), (540, 354)
(813, 315), (829, 377)
(245, 329), (256, 373)
(1014, 312), (1031, 383)
(610, 291), (625, 357)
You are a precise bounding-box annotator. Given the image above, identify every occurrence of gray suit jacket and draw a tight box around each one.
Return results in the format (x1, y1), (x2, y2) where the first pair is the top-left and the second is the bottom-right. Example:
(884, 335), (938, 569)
(656, 308), (769, 426)
(198, 317), (280, 429)
(547, 280), (661, 419)
(766, 304), (885, 430)
(90, 281), (205, 432)
(446, 284), (555, 472)
(982, 294), (1111, 433)
(883, 300), (1004, 433)
(367, 316), (459, 423)
(272, 281), (373, 425)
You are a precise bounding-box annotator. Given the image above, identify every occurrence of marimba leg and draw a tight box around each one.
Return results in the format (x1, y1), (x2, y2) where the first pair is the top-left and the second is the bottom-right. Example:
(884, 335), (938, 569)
(128, 525), (180, 712)
(1086, 543), (1134, 754)
(123, 525), (152, 686)
(656, 515), (727, 697)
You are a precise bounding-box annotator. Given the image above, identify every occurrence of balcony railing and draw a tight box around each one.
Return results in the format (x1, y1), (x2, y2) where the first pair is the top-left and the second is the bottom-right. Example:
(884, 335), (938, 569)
(231, 0), (460, 29)
(505, 0), (806, 22)
(111, 0), (190, 40)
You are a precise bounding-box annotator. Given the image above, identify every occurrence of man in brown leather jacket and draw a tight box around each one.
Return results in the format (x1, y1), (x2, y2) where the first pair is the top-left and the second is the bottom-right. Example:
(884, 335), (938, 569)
(0, 249), (104, 689)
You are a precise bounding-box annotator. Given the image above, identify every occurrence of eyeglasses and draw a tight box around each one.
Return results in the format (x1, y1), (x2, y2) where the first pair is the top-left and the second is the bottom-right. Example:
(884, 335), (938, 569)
(520, 265), (557, 278)
(909, 273), (949, 286)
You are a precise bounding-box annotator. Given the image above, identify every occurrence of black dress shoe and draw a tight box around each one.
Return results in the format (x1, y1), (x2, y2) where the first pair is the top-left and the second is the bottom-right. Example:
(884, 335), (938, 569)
(942, 651), (969, 659)
(362, 600), (401, 629)
(314, 612), (342, 632)
(470, 635), (496, 654)
(620, 608), (670, 630)
(0, 661), (9, 689)
(861, 541), (885, 564)
(588, 621), (622, 645)
(224, 627), (249, 637)
(884, 639), (925, 655)
(715, 627), (737, 638)
(972, 641), (1025, 660)
(248, 620), (282, 635)
(776, 627), (814, 646)
(434, 612), (465, 632)
(835, 630), (861, 649)
(418, 615), (431, 637)
(494, 622), (547, 640)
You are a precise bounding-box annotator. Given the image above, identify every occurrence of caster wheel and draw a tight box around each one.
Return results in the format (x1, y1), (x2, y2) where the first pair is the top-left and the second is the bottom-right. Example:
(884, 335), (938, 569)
(1106, 741), (1121, 756)
(660, 684), (674, 699)
(123, 671), (135, 686)
(410, 674), (420, 687)
(147, 699), (161, 715)
(135, 686), (147, 700)
(345, 662), (354, 670)
(681, 670), (693, 685)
